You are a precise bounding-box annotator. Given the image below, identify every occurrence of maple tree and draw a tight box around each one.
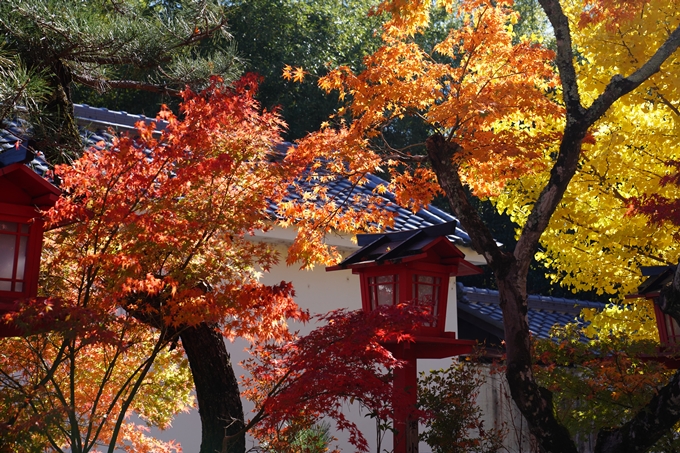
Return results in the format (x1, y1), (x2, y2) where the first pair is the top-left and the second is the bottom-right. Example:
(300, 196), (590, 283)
(0, 310), (192, 453)
(0, 75), (308, 453)
(242, 305), (431, 453)
(284, 0), (680, 451)
(1, 73), (439, 453)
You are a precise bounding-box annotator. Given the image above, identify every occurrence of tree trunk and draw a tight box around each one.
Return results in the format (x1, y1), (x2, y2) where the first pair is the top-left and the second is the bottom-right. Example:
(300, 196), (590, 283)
(426, 134), (579, 453)
(28, 58), (82, 164)
(180, 323), (245, 453)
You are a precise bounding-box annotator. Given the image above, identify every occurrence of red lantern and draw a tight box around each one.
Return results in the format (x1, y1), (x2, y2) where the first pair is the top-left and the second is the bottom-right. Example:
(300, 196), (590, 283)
(0, 163), (60, 332)
(327, 222), (482, 453)
(653, 303), (680, 345)
(632, 265), (680, 367)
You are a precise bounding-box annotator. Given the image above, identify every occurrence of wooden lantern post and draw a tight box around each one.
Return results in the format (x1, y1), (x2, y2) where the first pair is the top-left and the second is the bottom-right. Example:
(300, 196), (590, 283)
(631, 265), (680, 367)
(0, 163), (60, 336)
(327, 222), (482, 453)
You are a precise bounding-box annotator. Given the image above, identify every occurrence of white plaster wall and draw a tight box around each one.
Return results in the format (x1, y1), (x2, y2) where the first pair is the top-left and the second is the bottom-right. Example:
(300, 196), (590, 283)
(154, 228), (480, 453)
(475, 366), (540, 453)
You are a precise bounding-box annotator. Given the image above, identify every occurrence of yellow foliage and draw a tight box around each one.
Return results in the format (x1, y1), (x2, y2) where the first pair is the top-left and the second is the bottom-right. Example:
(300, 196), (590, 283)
(581, 299), (660, 342)
(493, 0), (680, 296)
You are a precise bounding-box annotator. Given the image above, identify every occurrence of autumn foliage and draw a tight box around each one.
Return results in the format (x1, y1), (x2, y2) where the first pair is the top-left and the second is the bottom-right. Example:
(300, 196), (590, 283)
(281, 0), (562, 263)
(0, 75), (309, 452)
(630, 160), (680, 229)
(534, 307), (676, 446)
(242, 305), (431, 452)
(41, 74), (305, 339)
(282, 0), (680, 451)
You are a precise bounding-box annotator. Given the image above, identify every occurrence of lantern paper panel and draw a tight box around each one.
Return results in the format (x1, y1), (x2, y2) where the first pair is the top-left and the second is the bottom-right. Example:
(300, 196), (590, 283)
(0, 220), (30, 293)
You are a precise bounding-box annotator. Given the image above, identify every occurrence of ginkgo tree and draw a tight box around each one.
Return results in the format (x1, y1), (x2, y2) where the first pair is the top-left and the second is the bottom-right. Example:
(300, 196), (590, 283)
(285, 0), (680, 451)
(493, 0), (680, 298)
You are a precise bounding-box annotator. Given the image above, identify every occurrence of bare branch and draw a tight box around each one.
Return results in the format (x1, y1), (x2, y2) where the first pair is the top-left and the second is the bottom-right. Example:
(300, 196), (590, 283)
(71, 73), (182, 97)
(537, 0), (584, 118)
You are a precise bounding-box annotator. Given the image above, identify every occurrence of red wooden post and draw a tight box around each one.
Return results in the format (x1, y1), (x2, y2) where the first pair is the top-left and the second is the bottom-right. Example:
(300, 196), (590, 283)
(327, 222), (483, 453)
(392, 344), (418, 453)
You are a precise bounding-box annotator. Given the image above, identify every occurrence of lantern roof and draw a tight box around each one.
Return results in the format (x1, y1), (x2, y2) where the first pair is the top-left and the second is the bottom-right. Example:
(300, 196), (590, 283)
(327, 221), (482, 276)
(634, 265), (677, 298)
(0, 163), (60, 209)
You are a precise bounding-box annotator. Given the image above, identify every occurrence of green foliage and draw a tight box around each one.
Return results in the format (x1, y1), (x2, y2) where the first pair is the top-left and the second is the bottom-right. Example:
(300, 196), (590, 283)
(511, 0), (553, 45)
(0, 0), (240, 162)
(289, 422), (335, 453)
(0, 45), (50, 121)
(224, 0), (383, 140)
(259, 421), (336, 453)
(418, 360), (505, 453)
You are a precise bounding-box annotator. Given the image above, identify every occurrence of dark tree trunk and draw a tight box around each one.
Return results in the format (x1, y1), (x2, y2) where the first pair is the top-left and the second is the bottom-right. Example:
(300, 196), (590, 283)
(426, 135), (579, 453)
(422, 2), (680, 451)
(28, 58), (82, 164)
(180, 323), (245, 453)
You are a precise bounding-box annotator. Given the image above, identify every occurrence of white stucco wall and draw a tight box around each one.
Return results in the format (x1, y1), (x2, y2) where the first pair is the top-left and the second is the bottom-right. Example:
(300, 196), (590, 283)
(154, 227), (486, 453)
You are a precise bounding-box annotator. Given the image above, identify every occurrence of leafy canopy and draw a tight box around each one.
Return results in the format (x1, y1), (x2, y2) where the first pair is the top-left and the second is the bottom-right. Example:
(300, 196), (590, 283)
(0, 75), (306, 452)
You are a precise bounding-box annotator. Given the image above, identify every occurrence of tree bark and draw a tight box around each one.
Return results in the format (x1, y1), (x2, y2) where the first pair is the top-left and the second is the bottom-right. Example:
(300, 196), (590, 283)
(424, 2), (680, 449)
(426, 135), (578, 453)
(28, 59), (83, 165)
(180, 323), (246, 453)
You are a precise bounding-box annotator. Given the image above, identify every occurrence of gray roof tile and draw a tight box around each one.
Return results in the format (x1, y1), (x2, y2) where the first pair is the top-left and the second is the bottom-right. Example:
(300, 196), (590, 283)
(457, 284), (606, 340)
(1, 104), (472, 244)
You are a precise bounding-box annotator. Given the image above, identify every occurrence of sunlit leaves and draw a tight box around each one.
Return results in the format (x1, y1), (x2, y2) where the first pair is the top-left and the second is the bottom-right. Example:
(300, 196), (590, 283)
(243, 305), (430, 452)
(44, 74), (306, 338)
(491, 0), (680, 296)
(1, 74), (310, 452)
(286, 0), (562, 262)
(535, 303), (672, 441)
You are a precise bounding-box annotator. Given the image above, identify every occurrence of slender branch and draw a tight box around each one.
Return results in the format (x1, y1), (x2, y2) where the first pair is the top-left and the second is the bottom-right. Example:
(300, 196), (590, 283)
(653, 88), (680, 118)
(106, 330), (170, 453)
(537, 0), (584, 118)
(82, 323), (129, 451)
(220, 368), (296, 453)
(71, 73), (182, 97)
(1, 338), (69, 428)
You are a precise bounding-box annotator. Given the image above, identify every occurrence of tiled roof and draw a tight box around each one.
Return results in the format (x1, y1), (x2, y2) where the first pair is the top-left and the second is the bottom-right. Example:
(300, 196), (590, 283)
(2, 104), (604, 338)
(636, 265), (677, 297)
(270, 143), (470, 243)
(0, 104), (470, 244)
(457, 284), (606, 340)
(0, 105), (166, 178)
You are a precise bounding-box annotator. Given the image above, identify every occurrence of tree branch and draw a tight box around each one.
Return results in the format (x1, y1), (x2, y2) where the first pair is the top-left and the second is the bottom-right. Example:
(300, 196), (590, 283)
(594, 369), (680, 453)
(424, 134), (511, 274)
(71, 73), (182, 97)
(585, 23), (680, 126)
(537, 0), (584, 118)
